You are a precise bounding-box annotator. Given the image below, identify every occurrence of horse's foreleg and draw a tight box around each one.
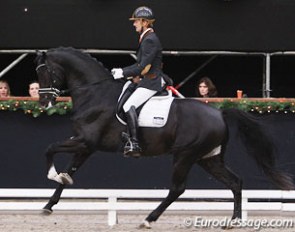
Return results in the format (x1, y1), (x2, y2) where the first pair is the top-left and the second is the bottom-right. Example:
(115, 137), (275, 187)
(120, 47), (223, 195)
(43, 184), (65, 214)
(60, 152), (91, 184)
(43, 153), (91, 213)
(198, 154), (242, 220)
(45, 137), (89, 184)
(142, 153), (194, 228)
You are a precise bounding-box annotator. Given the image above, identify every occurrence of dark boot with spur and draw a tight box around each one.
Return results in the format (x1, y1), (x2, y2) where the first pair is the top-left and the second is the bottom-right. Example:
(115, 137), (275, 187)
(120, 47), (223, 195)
(123, 106), (142, 157)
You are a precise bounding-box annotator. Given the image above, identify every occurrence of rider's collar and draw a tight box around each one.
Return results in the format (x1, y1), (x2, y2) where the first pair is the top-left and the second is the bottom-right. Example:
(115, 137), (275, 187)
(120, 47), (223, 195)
(139, 28), (154, 43)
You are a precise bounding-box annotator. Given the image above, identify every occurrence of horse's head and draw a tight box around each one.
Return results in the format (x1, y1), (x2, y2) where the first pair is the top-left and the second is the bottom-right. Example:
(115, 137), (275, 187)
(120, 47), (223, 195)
(35, 50), (65, 108)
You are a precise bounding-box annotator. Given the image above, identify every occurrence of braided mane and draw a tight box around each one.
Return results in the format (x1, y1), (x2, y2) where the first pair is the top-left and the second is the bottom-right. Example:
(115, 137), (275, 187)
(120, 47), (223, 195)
(49, 47), (107, 70)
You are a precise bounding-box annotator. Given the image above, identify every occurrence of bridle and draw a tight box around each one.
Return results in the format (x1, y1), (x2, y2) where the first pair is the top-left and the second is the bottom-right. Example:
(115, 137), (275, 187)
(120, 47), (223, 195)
(36, 63), (111, 98)
(36, 63), (62, 98)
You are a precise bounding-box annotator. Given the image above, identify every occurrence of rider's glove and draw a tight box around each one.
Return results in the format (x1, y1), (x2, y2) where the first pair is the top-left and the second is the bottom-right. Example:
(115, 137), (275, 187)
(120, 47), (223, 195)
(111, 68), (124, 79)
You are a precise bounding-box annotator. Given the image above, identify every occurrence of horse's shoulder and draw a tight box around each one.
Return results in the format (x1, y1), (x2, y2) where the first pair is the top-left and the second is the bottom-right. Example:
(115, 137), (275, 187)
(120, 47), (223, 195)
(72, 104), (115, 124)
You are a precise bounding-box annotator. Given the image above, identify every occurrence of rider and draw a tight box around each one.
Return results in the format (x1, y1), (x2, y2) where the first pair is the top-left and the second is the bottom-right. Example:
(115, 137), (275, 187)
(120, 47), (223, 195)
(112, 6), (166, 157)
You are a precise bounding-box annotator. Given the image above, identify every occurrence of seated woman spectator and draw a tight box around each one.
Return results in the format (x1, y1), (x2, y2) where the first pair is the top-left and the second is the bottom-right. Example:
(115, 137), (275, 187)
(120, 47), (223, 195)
(0, 80), (11, 97)
(196, 76), (218, 97)
(28, 81), (40, 98)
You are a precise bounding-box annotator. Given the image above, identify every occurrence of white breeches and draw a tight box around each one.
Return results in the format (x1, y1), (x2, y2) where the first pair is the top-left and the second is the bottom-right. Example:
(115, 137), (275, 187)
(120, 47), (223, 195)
(123, 87), (157, 112)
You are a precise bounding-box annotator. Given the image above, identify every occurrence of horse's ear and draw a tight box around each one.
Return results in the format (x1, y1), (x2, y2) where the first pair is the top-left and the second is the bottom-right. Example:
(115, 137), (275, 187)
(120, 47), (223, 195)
(35, 50), (47, 64)
(36, 50), (46, 57)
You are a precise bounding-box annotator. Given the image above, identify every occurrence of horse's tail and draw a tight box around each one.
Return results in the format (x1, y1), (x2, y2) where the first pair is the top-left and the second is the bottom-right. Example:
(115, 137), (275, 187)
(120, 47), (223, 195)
(222, 108), (294, 190)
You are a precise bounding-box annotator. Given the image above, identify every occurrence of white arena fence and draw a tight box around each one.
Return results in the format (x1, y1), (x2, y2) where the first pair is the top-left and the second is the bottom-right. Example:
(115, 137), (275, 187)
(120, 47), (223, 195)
(1, 189), (295, 226)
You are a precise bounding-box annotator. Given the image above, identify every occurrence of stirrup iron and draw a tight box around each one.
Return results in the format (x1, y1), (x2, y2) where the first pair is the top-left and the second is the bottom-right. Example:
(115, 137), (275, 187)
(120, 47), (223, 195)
(123, 139), (142, 157)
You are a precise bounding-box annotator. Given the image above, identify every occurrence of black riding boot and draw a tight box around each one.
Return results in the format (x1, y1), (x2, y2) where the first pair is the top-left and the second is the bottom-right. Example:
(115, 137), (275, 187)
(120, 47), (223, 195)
(124, 106), (142, 157)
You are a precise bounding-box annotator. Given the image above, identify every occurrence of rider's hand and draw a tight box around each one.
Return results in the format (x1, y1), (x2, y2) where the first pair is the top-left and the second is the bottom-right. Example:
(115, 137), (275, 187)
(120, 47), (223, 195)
(111, 68), (124, 79)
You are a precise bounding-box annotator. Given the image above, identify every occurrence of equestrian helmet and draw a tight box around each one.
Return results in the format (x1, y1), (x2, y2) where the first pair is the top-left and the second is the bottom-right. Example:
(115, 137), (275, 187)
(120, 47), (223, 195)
(129, 6), (155, 22)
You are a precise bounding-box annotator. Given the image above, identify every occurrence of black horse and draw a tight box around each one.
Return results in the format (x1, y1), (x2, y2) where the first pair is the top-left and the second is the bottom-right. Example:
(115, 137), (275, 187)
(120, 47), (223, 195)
(35, 47), (293, 228)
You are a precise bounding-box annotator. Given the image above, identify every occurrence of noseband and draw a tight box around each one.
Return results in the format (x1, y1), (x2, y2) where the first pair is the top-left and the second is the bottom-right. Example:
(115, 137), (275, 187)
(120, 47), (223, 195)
(38, 87), (61, 98)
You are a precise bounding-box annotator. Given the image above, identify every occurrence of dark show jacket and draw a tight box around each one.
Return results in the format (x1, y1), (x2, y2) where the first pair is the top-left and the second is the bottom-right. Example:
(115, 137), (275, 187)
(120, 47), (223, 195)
(122, 31), (163, 92)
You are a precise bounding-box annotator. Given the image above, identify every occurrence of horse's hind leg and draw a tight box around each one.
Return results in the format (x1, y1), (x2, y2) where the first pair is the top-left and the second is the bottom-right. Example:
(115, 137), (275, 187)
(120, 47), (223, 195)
(142, 152), (194, 228)
(198, 154), (242, 219)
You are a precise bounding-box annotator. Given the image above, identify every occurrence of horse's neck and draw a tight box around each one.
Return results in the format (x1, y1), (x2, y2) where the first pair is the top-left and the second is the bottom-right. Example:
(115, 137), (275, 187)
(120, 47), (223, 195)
(70, 79), (123, 117)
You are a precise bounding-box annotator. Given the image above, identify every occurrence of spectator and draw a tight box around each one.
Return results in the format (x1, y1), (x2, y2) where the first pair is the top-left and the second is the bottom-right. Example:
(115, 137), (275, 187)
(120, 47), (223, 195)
(28, 81), (40, 98)
(196, 77), (218, 97)
(0, 80), (11, 97)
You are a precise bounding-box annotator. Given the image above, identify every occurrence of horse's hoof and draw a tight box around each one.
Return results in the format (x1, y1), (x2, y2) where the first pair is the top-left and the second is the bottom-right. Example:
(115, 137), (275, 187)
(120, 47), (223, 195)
(47, 173), (63, 184)
(42, 208), (53, 215)
(221, 225), (234, 230)
(59, 173), (74, 185)
(138, 220), (152, 229)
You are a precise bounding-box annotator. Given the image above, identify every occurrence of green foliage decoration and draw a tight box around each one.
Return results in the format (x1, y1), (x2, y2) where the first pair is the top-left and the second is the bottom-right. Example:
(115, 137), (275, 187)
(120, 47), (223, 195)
(0, 99), (295, 117)
(0, 100), (72, 117)
(208, 99), (295, 114)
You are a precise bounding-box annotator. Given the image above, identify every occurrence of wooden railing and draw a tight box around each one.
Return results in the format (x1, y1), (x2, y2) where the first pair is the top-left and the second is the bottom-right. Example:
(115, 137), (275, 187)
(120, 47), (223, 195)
(0, 97), (295, 104)
(0, 96), (71, 101)
(0, 97), (294, 102)
(196, 97), (295, 103)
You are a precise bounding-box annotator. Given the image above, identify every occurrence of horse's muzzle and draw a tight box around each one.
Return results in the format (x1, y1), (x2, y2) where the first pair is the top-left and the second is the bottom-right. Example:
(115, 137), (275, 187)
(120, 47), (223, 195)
(39, 94), (56, 109)
(38, 87), (60, 108)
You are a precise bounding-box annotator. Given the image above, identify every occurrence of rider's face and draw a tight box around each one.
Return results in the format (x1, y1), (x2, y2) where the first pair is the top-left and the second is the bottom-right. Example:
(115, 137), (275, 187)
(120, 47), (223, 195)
(133, 19), (147, 33)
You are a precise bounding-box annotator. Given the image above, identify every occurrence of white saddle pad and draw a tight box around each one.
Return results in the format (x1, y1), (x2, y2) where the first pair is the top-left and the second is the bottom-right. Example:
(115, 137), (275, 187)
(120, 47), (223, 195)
(116, 81), (174, 128)
(138, 91), (174, 127)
